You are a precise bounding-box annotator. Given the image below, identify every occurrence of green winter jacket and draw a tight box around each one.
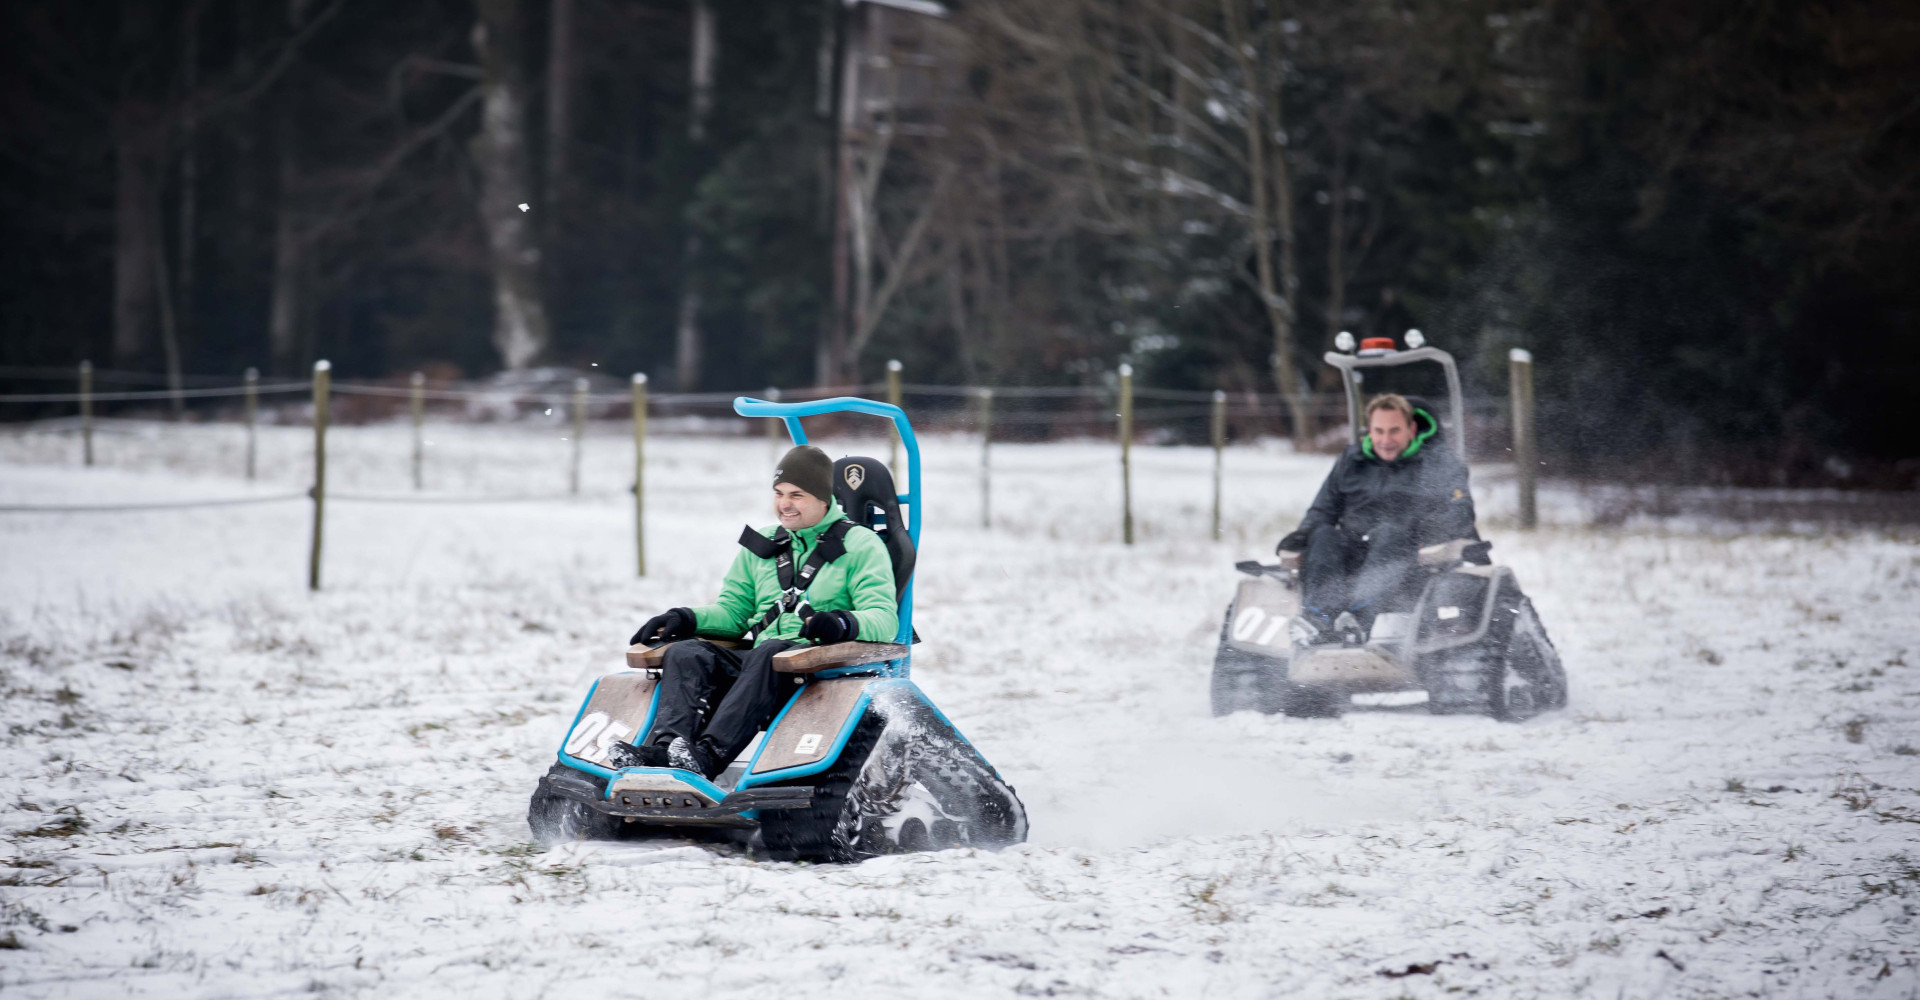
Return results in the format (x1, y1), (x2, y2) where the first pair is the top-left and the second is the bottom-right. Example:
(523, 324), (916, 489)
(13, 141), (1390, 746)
(689, 501), (899, 646)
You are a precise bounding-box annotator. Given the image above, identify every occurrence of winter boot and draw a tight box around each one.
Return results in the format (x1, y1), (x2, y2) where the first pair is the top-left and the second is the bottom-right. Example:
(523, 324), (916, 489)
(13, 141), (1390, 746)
(668, 736), (725, 779)
(1288, 608), (1335, 647)
(607, 740), (671, 769)
(1333, 611), (1365, 647)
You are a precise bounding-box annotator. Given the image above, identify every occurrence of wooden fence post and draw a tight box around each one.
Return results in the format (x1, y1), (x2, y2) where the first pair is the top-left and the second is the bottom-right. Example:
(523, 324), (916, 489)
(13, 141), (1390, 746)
(309, 360), (330, 591)
(1510, 348), (1537, 530)
(409, 371), (425, 490)
(1119, 363), (1134, 545)
(1211, 389), (1226, 541)
(886, 359), (903, 473)
(978, 387), (993, 529)
(632, 372), (648, 577)
(244, 367), (259, 480)
(78, 360), (93, 467)
(570, 376), (588, 496)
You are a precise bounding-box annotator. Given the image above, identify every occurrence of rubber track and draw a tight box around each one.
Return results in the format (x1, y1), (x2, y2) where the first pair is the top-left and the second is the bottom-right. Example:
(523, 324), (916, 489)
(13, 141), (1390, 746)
(1425, 580), (1521, 715)
(758, 712), (886, 862)
(1426, 595), (1563, 717)
(760, 706), (1027, 863)
(836, 721), (1026, 858)
(527, 764), (625, 845)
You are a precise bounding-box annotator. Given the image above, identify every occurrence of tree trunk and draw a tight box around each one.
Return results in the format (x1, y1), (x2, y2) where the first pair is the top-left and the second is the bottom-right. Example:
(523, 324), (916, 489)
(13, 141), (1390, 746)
(1325, 164), (1345, 337)
(1267, 113), (1306, 444)
(113, 121), (157, 366)
(268, 113), (304, 373)
(1170, 5), (1192, 164)
(675, 0), (716, 391)
(230, 0), (258, 264)
(823, 2), (862, 386)
(1316, 98), (1373, 396)
(111, 0), (160, 366)
(544, 0), (573, 216)
(150, 182), (185, 418)
(1222, 0), (1309, 449)
(472, 0), (551, 371)
(982, 148), (1010, 373)
(688, 0), (716, 142)
(945, 250), (977, 383)
(1320, 115), (1347, 399)
(177, 7), (199, 377)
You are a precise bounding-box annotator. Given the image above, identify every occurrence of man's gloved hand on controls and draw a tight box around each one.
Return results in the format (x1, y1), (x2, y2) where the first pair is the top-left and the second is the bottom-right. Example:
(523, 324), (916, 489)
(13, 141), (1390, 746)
(798, 610), (858, 645)
(630, 607), (696, 646)
(1275, 528), (1312, 554)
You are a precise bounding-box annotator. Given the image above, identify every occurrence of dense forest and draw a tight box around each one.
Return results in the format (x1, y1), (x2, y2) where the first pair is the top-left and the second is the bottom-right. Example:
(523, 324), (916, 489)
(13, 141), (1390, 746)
(2, 0), (1915, 482)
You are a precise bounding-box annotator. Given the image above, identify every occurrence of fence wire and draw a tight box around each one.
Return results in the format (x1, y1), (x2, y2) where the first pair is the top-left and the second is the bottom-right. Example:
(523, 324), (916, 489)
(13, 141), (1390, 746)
(0, 489), (626, 514)
(328, 491), (603, 505)
(0, 492), (309, 513)
(0, 383), (310, 403)
(0, 364), (263, 387)
(0, 360), (1518, 445)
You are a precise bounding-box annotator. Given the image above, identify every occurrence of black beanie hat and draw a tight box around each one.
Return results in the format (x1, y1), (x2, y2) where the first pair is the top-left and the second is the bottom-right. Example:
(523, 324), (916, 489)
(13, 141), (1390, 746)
(772, 445), (834, 502)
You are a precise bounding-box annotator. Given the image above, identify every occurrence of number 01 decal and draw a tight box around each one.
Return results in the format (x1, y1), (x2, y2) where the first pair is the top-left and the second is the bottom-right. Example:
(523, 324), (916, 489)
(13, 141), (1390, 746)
(1232, 606), (1288, 648)
(563, 711), (633, 765)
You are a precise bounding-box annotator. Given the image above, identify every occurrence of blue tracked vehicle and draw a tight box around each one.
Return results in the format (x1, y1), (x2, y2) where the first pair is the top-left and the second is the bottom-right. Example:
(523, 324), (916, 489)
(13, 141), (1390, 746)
(527, 395), (1028, 861)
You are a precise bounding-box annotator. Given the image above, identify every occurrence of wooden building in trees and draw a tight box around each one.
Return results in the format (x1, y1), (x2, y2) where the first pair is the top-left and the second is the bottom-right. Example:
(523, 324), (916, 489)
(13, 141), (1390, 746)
(824, 0), (960, 386)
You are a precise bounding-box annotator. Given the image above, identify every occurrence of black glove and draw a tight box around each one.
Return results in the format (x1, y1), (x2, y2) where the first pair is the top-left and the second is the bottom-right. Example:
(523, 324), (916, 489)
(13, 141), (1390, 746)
(798, 610), (859, 645)
(1276, 528), (1313, 554)
(1462, 540), (1493, 566)
(630, 607), (695, 646)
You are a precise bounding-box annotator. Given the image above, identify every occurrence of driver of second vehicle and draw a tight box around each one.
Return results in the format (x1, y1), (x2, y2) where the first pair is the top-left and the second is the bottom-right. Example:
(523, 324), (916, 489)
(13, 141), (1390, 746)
(1274, 392), (1483, 643)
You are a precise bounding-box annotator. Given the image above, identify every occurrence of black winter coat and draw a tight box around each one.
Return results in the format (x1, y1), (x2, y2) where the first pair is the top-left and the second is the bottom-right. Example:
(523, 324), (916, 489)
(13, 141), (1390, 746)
(1295, 409), (1480, 546)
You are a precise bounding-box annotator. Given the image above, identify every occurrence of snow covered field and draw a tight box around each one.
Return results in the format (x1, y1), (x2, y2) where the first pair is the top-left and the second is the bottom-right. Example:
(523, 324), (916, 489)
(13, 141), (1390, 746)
(3, 419), (1917, 998)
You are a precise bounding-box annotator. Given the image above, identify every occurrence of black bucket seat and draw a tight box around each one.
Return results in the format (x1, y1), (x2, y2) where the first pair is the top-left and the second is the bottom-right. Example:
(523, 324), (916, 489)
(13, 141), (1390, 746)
(830, 456), (915, 599)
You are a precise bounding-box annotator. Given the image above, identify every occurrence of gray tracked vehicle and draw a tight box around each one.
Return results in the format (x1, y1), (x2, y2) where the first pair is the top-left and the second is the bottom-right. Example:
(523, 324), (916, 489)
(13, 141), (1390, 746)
(1210, 333), (1569, 720)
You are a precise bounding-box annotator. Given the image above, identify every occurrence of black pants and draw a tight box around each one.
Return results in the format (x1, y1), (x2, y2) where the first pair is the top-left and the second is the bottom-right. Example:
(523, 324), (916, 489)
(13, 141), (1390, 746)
(647, 638), (802, 765)
(1301, 522), (1418, 620)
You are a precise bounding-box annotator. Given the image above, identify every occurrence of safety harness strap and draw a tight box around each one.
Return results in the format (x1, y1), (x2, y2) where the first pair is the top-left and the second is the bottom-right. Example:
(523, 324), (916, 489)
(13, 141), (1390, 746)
(736, 525), (782, 559)
(738, 520), (855, 642)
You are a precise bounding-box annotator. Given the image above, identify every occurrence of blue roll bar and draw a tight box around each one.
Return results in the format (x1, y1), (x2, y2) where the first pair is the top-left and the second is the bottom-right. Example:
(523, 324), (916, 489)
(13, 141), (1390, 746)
(732, 395), (921, 649)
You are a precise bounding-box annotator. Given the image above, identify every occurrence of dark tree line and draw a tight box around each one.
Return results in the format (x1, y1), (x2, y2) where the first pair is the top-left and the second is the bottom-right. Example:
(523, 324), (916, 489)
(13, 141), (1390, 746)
(1, 0), (1914, 482)
(1, 0), (835, 392)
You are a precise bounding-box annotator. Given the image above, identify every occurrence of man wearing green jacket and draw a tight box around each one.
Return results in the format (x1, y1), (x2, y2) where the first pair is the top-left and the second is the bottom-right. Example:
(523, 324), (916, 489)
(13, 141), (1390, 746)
(609, 445), (898, 779)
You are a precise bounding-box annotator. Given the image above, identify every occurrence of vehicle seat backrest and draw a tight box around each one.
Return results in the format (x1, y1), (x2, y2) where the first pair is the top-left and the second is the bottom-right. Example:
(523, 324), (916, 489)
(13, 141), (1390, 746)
(831, 456), (915, 599)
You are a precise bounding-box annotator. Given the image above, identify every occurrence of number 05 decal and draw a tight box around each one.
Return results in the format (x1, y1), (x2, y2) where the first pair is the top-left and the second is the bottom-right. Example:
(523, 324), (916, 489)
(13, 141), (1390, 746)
(563, 711), (633, 765)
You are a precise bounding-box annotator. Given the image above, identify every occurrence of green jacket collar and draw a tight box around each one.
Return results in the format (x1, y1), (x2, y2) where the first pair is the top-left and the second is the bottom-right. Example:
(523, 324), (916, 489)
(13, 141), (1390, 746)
(1360, 407), (1438, 462)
